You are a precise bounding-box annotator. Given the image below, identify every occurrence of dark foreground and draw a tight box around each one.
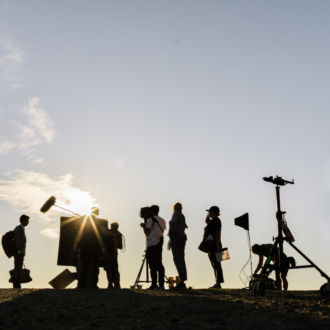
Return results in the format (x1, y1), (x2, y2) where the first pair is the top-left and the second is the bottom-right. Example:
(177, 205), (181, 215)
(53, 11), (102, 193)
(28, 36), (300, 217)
(0, 289), (329, 329)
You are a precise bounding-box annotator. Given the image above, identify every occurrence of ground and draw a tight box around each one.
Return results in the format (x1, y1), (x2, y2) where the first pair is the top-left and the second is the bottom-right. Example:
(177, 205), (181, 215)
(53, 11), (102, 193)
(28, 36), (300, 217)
(0, 289), (329, 329)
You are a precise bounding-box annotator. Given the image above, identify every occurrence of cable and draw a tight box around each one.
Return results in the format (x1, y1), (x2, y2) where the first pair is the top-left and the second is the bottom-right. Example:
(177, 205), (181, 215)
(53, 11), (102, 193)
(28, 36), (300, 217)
(238, 231), (253, 288)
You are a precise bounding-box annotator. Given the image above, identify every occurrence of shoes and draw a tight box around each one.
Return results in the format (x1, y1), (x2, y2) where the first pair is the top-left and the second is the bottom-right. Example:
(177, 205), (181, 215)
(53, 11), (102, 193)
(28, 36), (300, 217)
(147, 285), (159, 290)
(209, 283), (221, 289)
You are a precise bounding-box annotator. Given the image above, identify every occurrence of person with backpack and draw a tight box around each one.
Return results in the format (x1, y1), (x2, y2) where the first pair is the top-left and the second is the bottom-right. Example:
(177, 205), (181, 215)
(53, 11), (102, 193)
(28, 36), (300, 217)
(13, 214), (30, 288)
(141, 205), (166, 290)
(103, 222), (123, 289)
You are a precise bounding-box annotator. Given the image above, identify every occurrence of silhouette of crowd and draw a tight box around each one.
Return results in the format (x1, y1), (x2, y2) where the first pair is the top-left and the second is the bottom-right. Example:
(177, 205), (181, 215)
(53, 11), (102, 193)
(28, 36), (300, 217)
(3, 203), (229, 290)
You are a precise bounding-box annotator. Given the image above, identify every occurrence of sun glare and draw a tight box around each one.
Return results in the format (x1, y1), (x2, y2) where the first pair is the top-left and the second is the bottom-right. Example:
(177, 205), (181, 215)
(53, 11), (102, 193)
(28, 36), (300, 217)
(60, 189), (98, 216)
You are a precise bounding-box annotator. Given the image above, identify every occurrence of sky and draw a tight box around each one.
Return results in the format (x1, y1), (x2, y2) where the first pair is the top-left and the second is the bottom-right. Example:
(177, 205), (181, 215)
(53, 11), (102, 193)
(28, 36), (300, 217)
(0, 0), (330, 290)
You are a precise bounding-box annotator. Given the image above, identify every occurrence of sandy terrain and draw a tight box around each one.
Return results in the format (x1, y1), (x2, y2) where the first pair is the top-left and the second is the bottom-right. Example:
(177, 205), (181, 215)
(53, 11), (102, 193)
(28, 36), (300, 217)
(0, 288), (329, 329)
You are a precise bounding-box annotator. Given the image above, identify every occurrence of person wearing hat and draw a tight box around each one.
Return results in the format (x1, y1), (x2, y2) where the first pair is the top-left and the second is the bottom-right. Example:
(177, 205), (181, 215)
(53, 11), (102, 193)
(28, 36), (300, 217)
(103, 221), (123, 289)
(204, 206), (224, 288)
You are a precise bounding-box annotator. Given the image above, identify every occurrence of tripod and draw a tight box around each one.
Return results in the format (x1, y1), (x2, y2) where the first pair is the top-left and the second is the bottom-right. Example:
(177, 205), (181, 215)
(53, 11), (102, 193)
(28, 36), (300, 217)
(132, 250), (170, 289)
(254, 176), (330, 295)
(131, 251), (150, 289)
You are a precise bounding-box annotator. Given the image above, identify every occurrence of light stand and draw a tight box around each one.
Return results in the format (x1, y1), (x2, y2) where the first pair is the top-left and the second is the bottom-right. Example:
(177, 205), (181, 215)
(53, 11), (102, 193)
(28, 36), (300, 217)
(235, 213), (253, 285)
(254, 176), (330, 295)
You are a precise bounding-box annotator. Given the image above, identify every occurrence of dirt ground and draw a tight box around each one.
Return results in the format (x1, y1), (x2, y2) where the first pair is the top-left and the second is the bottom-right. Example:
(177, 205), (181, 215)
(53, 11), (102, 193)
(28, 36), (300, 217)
(0, 288), (329, 329)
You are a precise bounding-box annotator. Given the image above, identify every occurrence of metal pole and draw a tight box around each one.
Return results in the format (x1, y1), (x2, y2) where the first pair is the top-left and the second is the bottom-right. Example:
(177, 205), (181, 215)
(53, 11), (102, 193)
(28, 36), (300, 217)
(288, 242), (330, 281)
(275, 185), (284, 286)
(54, 204), (80, 216)
(247, 231), (253, 277)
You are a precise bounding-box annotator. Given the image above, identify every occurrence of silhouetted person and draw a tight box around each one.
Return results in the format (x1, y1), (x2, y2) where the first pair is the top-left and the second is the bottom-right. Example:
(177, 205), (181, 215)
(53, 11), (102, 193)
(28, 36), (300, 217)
(142, 205), (166, 289)
(252, 243), (295, 291)
(169, 202), (187, 289)
(204, 206), (224, 288)
(103, 222), (122, 289)
(13, 214), (30, 289)
(76, 207), (102, 288)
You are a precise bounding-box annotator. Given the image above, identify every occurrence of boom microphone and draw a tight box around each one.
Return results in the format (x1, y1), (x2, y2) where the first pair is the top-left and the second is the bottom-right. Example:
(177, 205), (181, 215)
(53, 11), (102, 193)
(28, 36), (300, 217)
(40, 196), (56, 213)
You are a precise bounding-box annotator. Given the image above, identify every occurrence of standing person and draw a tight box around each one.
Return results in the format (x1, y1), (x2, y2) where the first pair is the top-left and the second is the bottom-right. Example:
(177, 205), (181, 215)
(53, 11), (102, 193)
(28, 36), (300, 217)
(13, 215), (30, 289)
(76, 207), (102, 288)
(204, 206), (224, 288)
(169, 202), (187, 289)
(103, 222), (123, 289)
(141, 205), (166, 289)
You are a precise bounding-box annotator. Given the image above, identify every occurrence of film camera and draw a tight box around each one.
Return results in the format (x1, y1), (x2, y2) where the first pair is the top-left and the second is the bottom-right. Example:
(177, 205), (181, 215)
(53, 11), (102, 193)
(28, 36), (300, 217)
(139, 206), (152, 227)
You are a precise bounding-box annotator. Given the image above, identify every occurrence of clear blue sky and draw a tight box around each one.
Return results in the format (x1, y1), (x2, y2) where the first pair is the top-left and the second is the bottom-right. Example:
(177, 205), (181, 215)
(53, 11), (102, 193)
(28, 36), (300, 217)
(0, 0), (329, 290)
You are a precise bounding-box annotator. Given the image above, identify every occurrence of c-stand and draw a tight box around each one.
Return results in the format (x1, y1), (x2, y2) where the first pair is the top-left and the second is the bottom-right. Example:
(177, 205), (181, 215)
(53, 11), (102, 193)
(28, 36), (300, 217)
(253, 176), (330, 296)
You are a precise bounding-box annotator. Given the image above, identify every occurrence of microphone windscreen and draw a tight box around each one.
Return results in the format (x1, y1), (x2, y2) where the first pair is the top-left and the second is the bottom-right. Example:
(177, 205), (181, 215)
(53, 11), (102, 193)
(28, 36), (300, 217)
(40, 196), (56, 213)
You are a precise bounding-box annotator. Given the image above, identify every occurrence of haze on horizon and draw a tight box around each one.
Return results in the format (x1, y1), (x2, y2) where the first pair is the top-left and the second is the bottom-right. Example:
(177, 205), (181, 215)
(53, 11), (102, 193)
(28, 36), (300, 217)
(0, 0), (329, 290)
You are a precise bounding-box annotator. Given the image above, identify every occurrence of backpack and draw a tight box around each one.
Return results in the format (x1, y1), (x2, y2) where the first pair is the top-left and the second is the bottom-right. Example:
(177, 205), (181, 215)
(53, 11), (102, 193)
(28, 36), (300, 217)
(2, 231), (17, 258)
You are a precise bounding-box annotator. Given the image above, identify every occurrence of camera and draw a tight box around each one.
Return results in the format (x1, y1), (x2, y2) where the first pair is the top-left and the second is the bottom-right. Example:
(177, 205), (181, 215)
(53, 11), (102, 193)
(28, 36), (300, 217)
(140, 207), (152, 220)
(139, 206), (152, 227)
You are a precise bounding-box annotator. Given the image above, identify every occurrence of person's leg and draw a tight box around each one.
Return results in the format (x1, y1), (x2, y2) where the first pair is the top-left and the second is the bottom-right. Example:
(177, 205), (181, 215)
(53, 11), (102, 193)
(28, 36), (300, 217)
(85, 255), (99, 288)
(147, 246), (158, 287)
(13, 254), (23, 289)
(208, 252), (217, 282)
(274, 262), (282, 290)
(208, 252), (223, 285)
(105, 267), (113, 288)
(157, 242), (165, 289)
(113, 254), (120, 288)
(76, 255), (85, 288)
(215, 260), (224, 284)
(172, 239), (187, 283)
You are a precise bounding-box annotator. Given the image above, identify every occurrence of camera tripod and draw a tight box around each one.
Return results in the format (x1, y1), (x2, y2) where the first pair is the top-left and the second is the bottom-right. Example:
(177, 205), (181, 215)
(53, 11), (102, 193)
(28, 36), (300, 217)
(253, 176), (330, 295)
(131, 251), (170, 289)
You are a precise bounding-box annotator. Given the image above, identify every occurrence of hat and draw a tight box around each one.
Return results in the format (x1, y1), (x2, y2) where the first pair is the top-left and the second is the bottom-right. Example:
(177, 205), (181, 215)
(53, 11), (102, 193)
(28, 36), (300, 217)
(206, 206), (220, 215)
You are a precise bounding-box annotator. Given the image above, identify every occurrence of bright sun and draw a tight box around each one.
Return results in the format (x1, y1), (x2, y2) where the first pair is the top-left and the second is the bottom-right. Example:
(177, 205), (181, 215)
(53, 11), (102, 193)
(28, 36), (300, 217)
(59, 189), (98, 216)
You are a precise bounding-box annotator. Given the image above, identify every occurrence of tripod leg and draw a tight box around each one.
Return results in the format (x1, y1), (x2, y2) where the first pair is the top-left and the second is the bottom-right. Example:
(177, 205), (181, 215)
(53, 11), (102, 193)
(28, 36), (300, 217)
(260, 238), (279, 277)
(134, 255), (146, 288)
(288, 242), (330, 281)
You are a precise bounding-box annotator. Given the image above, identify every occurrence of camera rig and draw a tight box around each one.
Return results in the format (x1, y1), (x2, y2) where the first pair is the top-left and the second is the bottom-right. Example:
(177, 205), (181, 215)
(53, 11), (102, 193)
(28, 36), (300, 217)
(252, 176), (330, 296)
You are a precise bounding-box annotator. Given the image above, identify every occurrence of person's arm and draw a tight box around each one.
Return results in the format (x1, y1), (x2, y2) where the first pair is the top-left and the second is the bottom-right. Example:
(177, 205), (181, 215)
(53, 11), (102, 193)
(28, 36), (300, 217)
(254, 255), (264, 275)
(143, 218), (152, 236)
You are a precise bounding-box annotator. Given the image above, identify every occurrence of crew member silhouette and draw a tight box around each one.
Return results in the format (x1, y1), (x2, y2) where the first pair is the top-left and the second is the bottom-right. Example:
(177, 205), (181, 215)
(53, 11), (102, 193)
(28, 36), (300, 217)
(204, 206), (224, 288)
(169, 202), (188, 289)
(142, 205), (166, 289)
(76, 207), (102, 288)
(252, 243), (295, 290)
(103, 222), (123, 289)
(13, 214), (30, 288)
